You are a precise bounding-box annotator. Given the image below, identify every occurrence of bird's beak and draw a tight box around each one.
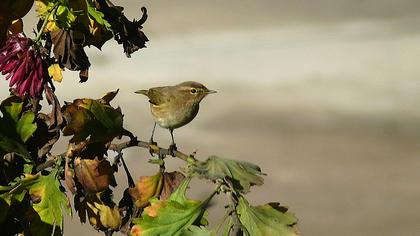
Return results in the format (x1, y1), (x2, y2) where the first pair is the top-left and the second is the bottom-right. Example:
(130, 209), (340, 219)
(134, 90), (148, 95)
(206, 90), (217, 94)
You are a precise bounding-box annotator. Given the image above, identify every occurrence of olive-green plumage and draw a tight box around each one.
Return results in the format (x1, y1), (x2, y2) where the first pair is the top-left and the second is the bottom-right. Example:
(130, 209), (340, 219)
(135, 81), (216, 149)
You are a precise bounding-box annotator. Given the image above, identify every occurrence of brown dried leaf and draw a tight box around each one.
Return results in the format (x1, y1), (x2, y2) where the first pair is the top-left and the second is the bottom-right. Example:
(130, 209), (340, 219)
(0, 0), (32, 45)
(62, 95), (124, 143)
(64, 156), (75, 194)
(75, 192), (121, 231)
(61, 102), (92, 143)
(50, 29), (91, 82)
(95, 0), (148, 57)
(74, 157), (115, 195)
(129, 171), (163, 208)
(30, 87), (63, 158)
(97, 89), (119, 105)
(7, 19), (23, 37)
(160, 171), (185, 200)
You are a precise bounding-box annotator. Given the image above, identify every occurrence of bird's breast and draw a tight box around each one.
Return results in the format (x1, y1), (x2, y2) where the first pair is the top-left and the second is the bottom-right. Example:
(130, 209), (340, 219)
(150, 102), (199, 129)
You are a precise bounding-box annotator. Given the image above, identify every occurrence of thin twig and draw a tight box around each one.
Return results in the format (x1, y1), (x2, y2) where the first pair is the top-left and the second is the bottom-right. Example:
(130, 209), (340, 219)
(120, 154), (135, 188)
(35, 141), (89, 172)
(108, 139), (198, 163)
(34, 4), (58, 42)
(228, 191), (242, 236)
(37, 137), (197, 173)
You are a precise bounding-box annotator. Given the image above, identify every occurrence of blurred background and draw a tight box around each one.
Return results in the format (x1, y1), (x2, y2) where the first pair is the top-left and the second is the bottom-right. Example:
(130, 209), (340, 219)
(1, 0), (420, 235)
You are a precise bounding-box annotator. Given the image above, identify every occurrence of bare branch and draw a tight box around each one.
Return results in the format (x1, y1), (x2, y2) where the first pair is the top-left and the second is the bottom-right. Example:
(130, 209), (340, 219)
(108, 139), (198, 163)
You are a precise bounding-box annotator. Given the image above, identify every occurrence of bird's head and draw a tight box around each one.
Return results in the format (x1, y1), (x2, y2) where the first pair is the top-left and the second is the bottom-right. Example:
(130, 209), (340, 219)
(175, 81), (216, 104)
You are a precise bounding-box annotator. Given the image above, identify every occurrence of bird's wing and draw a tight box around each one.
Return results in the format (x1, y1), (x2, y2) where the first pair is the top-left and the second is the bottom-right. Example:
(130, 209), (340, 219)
(146, 87), (171, 105)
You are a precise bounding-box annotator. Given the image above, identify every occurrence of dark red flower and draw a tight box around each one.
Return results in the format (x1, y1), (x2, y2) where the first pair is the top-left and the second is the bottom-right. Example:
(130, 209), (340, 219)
(0, 33), (46, 97)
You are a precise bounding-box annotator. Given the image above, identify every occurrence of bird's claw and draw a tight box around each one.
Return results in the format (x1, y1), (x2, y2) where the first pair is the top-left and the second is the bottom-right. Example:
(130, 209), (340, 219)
(168, 144), (177, 157)
(148, 140), (157, 156)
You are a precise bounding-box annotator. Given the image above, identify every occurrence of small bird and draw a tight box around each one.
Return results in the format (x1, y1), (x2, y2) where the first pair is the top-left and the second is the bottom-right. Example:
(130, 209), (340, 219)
(135, 81), (216, 155)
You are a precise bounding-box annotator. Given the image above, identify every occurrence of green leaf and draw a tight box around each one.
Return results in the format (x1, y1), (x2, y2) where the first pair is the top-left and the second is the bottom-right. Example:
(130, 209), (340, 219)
(0, 96), (37, 143)
(237, 197), (299, 236)
(0, 172), (71, 234)
(1, 100), (22, 121)
(55, 5), (77, 29)
(27, 170), (72, 235)
(62, 91), (125, 143)
(0, 97), (36, 162)
(87, 5), (111, 29)
(34, 0), (56, 19)
(180, 225), (215, 236)
(16, 111), (37, 142)
(131, 179), (214, 236)
(191, 156), (264, 193)
(0, 133), (31, 160)
(222, 218), (234, 236)
(0, 185), (27, 223)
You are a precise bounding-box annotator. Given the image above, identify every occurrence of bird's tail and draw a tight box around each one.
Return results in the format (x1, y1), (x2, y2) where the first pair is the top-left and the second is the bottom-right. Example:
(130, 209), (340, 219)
(134, 90), (148, 96)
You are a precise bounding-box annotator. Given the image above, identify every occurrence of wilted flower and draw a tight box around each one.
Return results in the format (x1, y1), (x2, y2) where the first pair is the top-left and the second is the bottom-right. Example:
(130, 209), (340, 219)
(0, 33), (45, 97)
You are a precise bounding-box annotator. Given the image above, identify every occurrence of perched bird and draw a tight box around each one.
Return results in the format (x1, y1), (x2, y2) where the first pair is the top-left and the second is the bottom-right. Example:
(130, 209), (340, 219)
(135, 81), (216, 155)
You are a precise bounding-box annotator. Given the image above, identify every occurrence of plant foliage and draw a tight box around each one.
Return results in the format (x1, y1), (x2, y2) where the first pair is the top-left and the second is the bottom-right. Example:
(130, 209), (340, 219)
(0, 1), (298, 235)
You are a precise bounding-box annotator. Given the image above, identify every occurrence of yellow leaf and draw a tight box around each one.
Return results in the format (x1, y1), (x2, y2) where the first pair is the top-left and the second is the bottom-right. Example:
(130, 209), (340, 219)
(94, 200), (121, 229)
(129, 171), (163, 208)
(45, 20), (59, 32)
(34, 0), (48, 17)
(48, 64), (63, 82)
(75, 193), (121, 231)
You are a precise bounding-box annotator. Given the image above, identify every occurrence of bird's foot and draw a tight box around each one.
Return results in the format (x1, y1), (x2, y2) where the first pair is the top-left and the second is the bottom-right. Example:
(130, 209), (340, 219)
(168, 143), (177, 157)
(148, 139), (158, 156)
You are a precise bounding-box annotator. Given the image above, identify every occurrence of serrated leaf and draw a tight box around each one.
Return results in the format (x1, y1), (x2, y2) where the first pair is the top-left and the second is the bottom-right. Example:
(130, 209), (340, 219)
(131, 179), (213, 236)
(237, 197), (299, 236)
(80, 99), (123, 132)
(160, 171), (185, 200)
(93, 1), (148, 57)
(0, 97), (35, 162)
(1, 100), (22, 121)
(0, 133), (31, 160)
(0, 172), (71, 235)
(87, 5), (111, 29)
(129, 171), (163, 208)
(0, 185), (27, 223)
(181, 225), (215, 236)
(191, 156), (264, 193)
(97, 90), (119, 104)
(0, 96), (37, 144)
(55, 5), (77, 29)
(16, 111), (37, 142)
(74, 157), (115, 195)
(34, 0), (54, 19)
(27, 170), (72, 235)
(75, 192), (121, 231)
(62, 92), (125, 143)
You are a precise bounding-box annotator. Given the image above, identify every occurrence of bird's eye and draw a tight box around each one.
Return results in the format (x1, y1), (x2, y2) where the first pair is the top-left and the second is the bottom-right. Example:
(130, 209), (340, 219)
(190, 88), (197, 94)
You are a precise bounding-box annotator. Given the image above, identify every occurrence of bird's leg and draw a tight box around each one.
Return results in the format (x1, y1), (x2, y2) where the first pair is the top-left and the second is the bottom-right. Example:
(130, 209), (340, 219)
(149, 122), (157, 143)
(148, 122), (157, 156)
(168, 129), (177, 157)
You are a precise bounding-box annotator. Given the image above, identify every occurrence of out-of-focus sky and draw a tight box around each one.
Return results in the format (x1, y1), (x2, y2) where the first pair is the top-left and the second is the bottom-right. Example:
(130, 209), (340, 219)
(1, 1), (420, 235)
